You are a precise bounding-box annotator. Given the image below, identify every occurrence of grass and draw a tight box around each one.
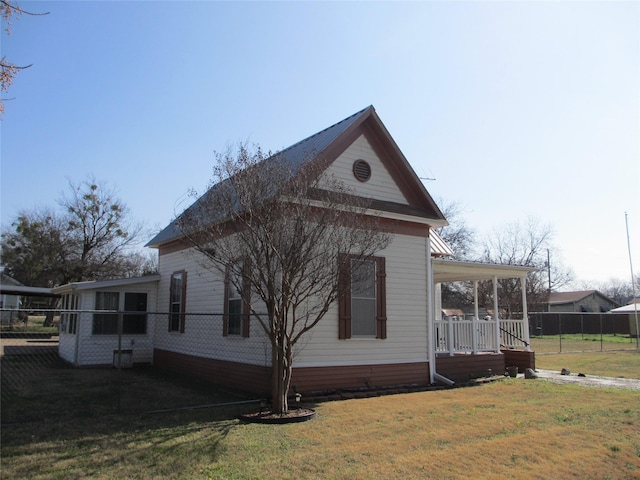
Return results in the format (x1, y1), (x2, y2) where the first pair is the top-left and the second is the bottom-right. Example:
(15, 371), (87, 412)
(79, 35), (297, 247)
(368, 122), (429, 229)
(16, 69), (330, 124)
(2, 381), (639, 479)
(0, 315), (58, 334)
(535, 350), (640, 379)
(530, 334), (638, 354)
(2, 352), (640, 479)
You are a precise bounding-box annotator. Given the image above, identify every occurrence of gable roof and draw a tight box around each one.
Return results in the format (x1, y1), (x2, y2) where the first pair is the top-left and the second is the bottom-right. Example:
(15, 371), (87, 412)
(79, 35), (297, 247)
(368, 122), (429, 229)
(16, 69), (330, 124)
(1, 272), (23, 287)
(548, 290), (600, 305)
(147, 106), (446, 248)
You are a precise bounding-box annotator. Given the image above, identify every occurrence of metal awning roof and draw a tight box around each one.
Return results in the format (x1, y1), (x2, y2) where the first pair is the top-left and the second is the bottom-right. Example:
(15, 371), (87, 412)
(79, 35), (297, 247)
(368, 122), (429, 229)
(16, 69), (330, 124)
(433, 258), (538, 283)
(51, 274), (161, 294)
(0, 285), (60, 297)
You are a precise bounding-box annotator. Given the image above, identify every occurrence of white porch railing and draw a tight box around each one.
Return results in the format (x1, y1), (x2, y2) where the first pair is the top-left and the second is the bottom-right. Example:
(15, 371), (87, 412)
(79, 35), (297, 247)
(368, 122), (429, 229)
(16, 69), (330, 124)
(500, 319), (530, 350)
(435, 318), (529, 354)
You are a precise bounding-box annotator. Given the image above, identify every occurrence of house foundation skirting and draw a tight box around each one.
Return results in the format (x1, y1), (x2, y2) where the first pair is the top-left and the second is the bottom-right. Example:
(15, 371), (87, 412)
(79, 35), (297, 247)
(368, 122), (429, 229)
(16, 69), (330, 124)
(290, 362), (430, 394)
(153, 348), (271, 395)
(435, 352), (505, 381)
(154, 349), (430, 396)
(501, 349), (536, 373)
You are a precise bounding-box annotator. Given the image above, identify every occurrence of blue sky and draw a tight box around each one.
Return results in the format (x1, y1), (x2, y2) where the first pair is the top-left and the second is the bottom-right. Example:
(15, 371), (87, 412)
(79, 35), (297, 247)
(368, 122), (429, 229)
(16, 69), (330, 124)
(1, 1), (638, 286)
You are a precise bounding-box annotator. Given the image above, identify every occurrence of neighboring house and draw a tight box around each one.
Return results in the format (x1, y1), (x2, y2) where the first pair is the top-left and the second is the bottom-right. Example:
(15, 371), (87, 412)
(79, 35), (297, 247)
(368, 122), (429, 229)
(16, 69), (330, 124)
(144, 105), (536, 393)
(1, 273), (23, 322)
(609, 303), (640, 337)
(52, 275), (160, 366)
(546, 290), (620, 313)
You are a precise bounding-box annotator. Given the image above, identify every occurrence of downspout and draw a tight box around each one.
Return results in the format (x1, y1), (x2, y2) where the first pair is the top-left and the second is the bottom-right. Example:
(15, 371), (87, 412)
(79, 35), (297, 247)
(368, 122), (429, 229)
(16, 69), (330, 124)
(426, 235), (455, 387)
(521, 275), (531, 351)
(426, 235), (435, 385)
(493, 275), (500, 353)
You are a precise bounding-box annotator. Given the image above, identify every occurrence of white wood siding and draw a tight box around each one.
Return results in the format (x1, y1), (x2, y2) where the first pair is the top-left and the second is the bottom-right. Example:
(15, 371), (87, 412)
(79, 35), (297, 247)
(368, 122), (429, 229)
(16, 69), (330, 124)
(154, 249), (271, 367)
(58, 331), (76, 363)
(319, 135), (408, 204)
(69, 282), (159, 366)
(295, 233), (429, 367)
(156, 232), (429, 369)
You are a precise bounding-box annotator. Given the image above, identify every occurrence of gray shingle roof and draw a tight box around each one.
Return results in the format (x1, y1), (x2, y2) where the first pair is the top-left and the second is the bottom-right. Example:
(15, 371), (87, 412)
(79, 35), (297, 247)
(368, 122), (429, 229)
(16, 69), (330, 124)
(147, 106), (373, 247)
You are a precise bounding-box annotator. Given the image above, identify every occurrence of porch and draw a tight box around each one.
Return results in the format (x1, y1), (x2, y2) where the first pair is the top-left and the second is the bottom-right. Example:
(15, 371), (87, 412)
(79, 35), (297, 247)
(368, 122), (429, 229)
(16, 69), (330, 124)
(434, 317), (530, 354)
(429, 258), (538, 380)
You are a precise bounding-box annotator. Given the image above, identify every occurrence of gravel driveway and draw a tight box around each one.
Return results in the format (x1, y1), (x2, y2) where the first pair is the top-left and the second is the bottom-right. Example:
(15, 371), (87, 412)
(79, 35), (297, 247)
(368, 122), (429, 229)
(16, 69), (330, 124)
(535, 369), (640, 390)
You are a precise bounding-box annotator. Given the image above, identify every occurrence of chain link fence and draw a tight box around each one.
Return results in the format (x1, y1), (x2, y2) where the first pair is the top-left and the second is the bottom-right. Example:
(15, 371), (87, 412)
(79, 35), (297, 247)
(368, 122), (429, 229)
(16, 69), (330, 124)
(528, 312), (639, 353)
(1, 309), (263, 426)
(3, 308), (639, 425)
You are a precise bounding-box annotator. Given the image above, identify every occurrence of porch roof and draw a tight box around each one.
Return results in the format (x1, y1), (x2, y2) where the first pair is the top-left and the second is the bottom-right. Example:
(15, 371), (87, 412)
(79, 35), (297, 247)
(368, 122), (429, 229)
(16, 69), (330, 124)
(433, 258), (538, 283)
(51, 274), (161, 294)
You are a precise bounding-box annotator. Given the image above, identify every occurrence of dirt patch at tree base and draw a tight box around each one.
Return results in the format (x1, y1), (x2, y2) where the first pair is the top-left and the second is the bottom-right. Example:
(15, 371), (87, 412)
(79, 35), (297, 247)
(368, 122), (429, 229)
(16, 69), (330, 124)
(240, 408), (316, 424)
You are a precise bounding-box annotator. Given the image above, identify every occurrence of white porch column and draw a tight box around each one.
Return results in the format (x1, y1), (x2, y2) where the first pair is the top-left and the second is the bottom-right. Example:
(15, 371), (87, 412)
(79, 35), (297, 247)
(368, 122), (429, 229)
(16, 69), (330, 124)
(473, 280), (479, 321)
(521, 275), (531, 351)
(472, 280), (479, 354)
(447, 312), (455, 356)
(493, 275), (500, 353)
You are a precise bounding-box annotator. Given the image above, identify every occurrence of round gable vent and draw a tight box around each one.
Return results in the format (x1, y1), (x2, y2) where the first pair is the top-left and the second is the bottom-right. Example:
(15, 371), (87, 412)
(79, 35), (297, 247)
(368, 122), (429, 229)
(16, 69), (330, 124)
(353, 159), (371, 182)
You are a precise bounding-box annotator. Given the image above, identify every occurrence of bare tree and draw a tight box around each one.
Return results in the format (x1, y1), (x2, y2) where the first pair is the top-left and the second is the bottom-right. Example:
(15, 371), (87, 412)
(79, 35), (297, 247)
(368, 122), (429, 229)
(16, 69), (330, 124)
(0, 1), (48, 114)
(434, 197), (476, 260)
(477, 217), (573, 313)
(60, 177), (145, 281)
(434, 197), (476, 309)
(2, 176), (148, 289)
(176, 145), (391, 414)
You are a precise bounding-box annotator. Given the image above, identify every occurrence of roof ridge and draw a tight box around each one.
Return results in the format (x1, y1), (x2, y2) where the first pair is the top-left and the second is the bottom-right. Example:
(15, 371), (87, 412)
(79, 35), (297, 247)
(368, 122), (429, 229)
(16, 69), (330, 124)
(278, 105), (372, 155)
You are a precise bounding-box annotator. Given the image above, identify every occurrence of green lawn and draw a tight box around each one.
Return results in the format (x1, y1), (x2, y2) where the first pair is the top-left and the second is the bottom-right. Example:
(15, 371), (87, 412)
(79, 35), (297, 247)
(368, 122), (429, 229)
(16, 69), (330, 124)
(530, 334), (638, 353)
(535, 350), (640, 379)
(2, 352), (639, 479)
(2, 381), (638, 480)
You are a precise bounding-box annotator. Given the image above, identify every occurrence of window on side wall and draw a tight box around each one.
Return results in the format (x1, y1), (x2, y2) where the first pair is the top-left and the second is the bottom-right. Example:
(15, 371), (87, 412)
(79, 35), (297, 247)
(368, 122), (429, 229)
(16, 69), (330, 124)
(338, 255), (386, 340)
(93, 292), (119, 335)
(224, 264), (249, 337)
(62, 293), (78, 334)
(169, 271), (187, 332)
(123, 292), (147, 334)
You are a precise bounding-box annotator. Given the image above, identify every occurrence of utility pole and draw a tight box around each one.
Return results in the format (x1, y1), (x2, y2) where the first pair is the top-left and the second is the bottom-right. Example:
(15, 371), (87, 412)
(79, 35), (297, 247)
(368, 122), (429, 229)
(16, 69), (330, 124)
(625, 213), (639, 350)
(546, 249), (552, 312)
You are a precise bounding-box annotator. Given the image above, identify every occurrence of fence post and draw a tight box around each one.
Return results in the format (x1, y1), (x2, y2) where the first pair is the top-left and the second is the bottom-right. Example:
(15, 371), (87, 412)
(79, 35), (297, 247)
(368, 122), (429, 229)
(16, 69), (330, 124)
(559, 315), (562, 353)
(600, 313), (603, 352)
(116, 311), (123, 414)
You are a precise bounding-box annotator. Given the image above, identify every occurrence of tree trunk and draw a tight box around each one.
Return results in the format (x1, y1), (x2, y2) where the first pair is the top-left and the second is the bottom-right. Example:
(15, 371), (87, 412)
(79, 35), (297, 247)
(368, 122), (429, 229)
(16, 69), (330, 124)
(270, 341), (289, 414)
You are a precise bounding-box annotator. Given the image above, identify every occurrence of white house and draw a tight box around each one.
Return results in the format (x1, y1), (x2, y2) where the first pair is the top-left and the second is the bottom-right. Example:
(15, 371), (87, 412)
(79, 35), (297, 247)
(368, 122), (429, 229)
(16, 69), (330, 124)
(143, 106), (535, 394)
(53, 275), (160, 366)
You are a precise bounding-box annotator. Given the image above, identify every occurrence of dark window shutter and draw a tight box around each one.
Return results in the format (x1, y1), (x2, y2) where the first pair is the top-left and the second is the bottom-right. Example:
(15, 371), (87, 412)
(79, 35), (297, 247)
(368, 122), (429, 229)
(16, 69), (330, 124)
(180, 272), (187, 333)
(223, 269), (230, 337)
(242, 263), (250, 338)
(376, 257), (387, 339)
(338, 253), (351, 339)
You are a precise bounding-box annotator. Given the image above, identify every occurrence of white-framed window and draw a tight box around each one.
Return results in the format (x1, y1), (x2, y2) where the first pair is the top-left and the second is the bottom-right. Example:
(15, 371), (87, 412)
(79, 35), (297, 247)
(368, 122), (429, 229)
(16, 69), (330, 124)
(169, 271), (187, 332)
(338, 254), (386, 340)
(61, 293), (79, 334)
(224, 264), (249, 337)
(350, 258), (377, 337)
(92, 291), (148, 335)
(93, 292), (119, 335)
